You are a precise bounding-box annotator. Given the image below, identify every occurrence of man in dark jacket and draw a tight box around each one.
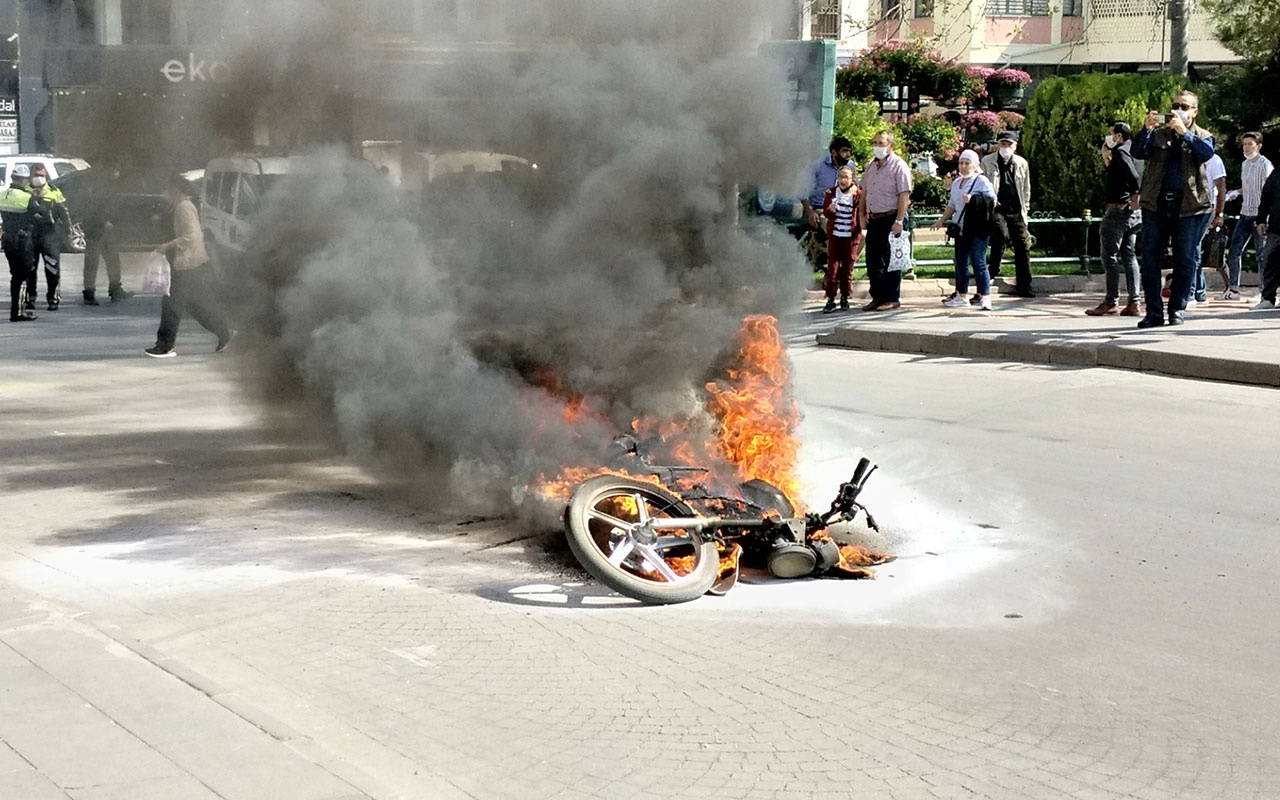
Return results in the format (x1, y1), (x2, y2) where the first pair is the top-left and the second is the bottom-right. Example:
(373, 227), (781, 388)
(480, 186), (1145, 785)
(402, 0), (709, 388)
(80, 163), (129, 305)
(1088, 122), (1143, 316)
(1253, 168), (1280, 310)
(1130, 90), (1215, 327)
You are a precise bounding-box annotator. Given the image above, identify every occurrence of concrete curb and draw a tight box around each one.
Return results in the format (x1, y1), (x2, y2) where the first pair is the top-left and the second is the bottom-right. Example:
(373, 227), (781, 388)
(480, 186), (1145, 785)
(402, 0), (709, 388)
(810, 273), (1109, 300)
(816, 324), (1280, 388)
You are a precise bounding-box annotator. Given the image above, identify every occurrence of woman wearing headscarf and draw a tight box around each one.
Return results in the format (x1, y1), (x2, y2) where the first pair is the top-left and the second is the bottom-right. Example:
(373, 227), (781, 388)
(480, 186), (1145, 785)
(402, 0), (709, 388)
(932, 149), (997, 311)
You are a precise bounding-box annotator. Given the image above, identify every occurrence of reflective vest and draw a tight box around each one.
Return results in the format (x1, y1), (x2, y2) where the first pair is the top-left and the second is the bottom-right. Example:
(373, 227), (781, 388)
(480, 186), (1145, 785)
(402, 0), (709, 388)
(0, 186), (32, 213)
(0, 186), (35, 236)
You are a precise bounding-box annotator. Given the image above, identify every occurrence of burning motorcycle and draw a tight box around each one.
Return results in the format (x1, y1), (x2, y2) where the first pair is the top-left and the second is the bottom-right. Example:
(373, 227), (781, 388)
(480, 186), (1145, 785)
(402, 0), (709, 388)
(562, 435), (890, 605)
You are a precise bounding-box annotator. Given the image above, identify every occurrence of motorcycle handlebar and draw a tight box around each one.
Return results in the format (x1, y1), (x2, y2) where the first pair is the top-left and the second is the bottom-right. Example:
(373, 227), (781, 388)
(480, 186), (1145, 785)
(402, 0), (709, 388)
(850, 457), (871, 487)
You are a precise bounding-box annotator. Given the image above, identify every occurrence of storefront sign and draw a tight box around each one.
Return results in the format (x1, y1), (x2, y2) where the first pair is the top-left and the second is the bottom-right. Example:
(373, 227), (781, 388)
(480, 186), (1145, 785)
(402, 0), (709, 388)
(161, 53), (232, 84)
(0, 95), (16, 146)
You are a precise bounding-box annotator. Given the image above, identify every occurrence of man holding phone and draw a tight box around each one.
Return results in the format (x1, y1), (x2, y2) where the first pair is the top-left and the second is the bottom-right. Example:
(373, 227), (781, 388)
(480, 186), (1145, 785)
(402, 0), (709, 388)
(1130, 90), (1216, 327)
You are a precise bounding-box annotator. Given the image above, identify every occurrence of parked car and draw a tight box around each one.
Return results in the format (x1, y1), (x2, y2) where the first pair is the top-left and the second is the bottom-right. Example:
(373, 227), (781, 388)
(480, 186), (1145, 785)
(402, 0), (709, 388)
(0, 154), (90, 186)
(52, 167), (204, 253)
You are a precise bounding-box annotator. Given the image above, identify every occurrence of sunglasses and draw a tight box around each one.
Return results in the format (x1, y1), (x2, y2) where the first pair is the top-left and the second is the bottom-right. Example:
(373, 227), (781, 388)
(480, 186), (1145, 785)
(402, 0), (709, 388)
(1171, 102), (1196, 111)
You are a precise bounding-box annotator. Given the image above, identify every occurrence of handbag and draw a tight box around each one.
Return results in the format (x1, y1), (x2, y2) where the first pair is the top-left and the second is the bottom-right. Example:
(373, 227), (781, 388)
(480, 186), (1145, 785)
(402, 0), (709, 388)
(945, 176), (977, 239)
(140, 252), (171, 296)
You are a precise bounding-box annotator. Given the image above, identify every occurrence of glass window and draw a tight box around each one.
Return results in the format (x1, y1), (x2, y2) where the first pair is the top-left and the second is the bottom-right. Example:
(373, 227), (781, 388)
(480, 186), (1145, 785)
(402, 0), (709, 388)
(52, 161), (81, 178)
(121, 0), (172, 44)
(985, 0), (1050, 16)
(208, 173), (237, 213)
(236, 175), (260, 217)
(915, 0), (935, 16)
(880, 0), (902, 19)
(811, 0), (842, 38)
(1061, 0), (1083, 14)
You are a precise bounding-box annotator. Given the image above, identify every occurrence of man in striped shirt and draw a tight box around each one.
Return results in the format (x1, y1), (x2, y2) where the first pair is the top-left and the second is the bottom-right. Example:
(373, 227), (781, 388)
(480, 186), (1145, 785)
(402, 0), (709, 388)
(1225, 132), (1273, 300)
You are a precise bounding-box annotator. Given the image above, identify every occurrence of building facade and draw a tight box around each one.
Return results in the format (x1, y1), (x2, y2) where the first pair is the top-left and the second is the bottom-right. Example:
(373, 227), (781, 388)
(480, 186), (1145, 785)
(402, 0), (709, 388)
(804, 0), (1238, 73)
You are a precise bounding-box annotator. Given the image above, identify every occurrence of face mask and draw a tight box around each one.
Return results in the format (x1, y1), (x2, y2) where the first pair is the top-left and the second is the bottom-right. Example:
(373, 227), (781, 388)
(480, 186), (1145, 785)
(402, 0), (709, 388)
(1244, 146), (1260, 160)
(999, 146), (1013, 159)
(1104, 135), (1117, 149)
(873, 146), (890, 160)
(1172, 109), (1191, 126)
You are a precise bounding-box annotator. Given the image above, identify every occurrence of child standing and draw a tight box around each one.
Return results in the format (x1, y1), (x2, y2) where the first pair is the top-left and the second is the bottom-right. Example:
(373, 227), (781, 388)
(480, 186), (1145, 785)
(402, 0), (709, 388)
(821, 165), (861, 313)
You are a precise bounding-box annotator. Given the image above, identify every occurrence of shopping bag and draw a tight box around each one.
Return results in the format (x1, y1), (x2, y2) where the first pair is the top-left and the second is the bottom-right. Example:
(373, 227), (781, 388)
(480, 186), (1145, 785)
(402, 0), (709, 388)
(886, 231), (912, 273)
(140, 252), (171, 296)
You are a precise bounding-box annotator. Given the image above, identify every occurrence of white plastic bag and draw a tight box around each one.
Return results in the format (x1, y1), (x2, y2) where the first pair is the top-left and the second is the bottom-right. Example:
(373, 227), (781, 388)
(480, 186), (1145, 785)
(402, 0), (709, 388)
(886, 231), (912, 273)
(140, 253), (171, 296)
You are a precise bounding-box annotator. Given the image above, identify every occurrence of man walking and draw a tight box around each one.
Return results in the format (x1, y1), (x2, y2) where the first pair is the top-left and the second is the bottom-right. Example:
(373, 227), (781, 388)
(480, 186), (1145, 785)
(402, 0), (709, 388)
(144, 175), (234, 357)
(0, 165), (39, 322)
(1224, 132), (1273, 300)
(1131, 90), (1216, 327)
(857, 130), (911, 311)
(983, 131), (1034, 297)
(1088, 122), (1142, 316)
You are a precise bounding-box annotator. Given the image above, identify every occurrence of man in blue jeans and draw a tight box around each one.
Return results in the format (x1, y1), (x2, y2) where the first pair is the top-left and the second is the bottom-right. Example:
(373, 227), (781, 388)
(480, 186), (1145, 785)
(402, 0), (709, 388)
(1130, 91), (1215, 328)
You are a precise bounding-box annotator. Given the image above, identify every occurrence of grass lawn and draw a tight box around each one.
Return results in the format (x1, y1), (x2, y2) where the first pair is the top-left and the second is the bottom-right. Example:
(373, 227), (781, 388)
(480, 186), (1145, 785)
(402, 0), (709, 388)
(814, 242), (1089, 282)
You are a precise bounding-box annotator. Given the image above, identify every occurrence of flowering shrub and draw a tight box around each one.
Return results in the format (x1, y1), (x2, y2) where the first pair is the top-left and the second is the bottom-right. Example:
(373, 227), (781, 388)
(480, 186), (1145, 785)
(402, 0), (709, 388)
(960, 110), (1004, 141)
(997, 111), (1026, 130)
(896, 115), (963, 160)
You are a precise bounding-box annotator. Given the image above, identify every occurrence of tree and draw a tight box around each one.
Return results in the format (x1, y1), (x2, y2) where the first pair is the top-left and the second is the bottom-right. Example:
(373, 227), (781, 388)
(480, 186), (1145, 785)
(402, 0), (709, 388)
(1201, 0), (1280, 70)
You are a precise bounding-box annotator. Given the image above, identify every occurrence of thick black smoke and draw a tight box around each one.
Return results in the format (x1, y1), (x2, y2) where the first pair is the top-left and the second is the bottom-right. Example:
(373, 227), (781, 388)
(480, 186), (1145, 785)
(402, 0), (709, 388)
(219, 0), (819, 514)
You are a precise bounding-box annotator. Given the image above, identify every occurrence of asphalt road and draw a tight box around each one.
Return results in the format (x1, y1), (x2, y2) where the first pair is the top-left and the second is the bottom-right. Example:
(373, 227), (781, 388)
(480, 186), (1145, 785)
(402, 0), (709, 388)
(2, 270), (1278, 799)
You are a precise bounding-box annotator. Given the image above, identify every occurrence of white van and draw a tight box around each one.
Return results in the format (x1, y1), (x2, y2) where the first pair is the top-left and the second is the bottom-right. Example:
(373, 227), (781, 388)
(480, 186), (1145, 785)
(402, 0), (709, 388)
(201, 156), (298, 255)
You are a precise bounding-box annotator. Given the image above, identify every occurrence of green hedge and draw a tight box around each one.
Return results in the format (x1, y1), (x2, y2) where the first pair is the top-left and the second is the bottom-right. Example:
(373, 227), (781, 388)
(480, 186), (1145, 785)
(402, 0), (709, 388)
(1022, 73), (1186, 216)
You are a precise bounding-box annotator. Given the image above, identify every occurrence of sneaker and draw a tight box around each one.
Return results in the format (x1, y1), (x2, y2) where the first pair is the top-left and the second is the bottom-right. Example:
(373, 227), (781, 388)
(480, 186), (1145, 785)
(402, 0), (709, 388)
(1185, 298), (1198, 308)
(1220, 289), (1242, 301)
(943, 295), (968, 308)
(215, 330), (236, 353)
(822, 299), (837, 314)
(82, 291), (99, 306)
(969, 293), (981, 306)
(144, 345), (176, 358)
(1253, 298), (1276, 310)
(110, 288), (135, 302)
(979, 295), (992, 311)
(839, 299), (849, 311)
(9, 313), (37, 322)
(941, 292), (956, 305)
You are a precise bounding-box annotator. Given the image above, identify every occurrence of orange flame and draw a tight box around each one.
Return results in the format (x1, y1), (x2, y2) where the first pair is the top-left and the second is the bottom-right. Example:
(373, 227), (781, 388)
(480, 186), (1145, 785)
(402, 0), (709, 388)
(704, 315), (802, 509)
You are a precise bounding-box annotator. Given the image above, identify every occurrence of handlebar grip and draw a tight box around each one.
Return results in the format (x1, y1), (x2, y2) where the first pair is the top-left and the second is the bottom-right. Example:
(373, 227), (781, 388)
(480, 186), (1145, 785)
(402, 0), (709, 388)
(850, 457), (871, 486)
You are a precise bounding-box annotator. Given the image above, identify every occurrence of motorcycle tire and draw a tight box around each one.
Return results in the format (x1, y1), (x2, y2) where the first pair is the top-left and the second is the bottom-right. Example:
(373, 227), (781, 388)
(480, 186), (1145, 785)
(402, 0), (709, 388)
(564, 475), (719, 605)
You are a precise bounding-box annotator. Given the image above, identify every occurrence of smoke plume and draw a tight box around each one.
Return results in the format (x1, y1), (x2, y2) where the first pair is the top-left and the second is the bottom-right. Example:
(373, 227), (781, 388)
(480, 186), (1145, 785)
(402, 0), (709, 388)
(218, 0), (819, 515)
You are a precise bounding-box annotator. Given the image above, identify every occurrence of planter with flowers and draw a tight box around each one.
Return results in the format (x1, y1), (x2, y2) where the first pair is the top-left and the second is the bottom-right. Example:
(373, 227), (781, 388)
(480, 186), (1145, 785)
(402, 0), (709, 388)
(965, 66), (994, 107)
(836, 59), (894, 101)
(987, 68), (1033, 108)
(960, 110), (1003, 144)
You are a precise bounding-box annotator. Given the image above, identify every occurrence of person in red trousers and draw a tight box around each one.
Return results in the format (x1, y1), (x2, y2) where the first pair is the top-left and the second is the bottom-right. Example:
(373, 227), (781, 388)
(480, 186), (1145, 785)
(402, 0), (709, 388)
(821, 165), (861, 313)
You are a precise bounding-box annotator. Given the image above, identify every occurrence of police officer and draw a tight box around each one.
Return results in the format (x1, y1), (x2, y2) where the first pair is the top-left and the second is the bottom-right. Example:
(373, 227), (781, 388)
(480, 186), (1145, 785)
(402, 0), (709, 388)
(27, 166), (70, 311)
(0, 164), (39, 322)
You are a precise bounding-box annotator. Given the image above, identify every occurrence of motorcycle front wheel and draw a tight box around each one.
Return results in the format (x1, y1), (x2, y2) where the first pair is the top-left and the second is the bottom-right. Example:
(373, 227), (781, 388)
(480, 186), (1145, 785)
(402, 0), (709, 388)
(564, 475), (719, 605)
